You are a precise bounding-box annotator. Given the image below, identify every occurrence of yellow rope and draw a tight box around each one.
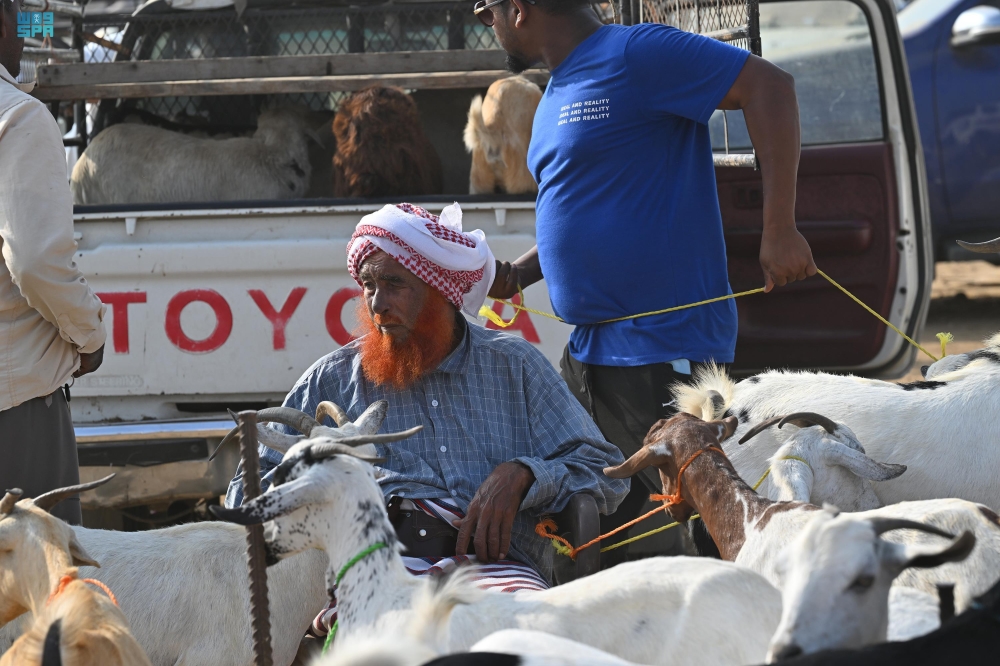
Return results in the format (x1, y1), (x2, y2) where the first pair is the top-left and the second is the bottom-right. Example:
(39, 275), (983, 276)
(936, 332), (953, 359)
(481, 269), (941, 362)
(596, 455), (810, 554)
(814, 269), (939, 362)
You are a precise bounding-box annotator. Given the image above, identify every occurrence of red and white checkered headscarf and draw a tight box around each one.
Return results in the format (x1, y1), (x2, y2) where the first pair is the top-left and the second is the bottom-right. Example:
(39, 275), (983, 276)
(347, 203), (496, 316)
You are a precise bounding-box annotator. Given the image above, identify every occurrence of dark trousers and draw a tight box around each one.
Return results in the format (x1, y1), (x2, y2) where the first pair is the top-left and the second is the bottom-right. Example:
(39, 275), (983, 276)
(561, 347), (718, 567)
(0, 391), (81, 525)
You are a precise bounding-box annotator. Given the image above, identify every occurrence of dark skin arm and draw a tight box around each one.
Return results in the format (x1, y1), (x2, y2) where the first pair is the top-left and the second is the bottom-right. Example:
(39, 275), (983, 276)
(718, 55), (816, 292)
(488, 56), (815, 299)
(73, 344), (105, 378)
(489, 247), (542, 301)
(456, 461), (536, 562)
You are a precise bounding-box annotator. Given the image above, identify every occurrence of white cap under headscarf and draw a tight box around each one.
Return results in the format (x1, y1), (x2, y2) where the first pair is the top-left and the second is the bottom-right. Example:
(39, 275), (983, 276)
(346, 202), (496, 317)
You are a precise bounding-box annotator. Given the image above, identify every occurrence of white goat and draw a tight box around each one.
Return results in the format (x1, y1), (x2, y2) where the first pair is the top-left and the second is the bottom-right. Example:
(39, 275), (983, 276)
(313, 569), (638, 666)
(0, 462), (329, 666)
(767, 507), (975, 660)
(606, 413), (1000, 613)
(0, 482), (152, 666)
(71, 107), (323, 205)
(674, 333), (1000, 509)
(742, 413), (906, 510)
(212, 406), (783, 666)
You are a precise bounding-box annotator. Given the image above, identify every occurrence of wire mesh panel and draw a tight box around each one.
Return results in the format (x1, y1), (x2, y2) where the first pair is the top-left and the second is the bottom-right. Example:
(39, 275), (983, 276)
(78, 3), (499, 63)
(642, 0), (761, 55)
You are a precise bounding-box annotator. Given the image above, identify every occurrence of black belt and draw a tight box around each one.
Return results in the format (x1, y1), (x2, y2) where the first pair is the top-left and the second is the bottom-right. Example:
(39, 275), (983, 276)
(386, 496), (475, 558)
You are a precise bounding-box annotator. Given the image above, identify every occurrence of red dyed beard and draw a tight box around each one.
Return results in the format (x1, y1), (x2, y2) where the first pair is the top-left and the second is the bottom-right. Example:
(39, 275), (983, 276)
(357, 290), (458, 389)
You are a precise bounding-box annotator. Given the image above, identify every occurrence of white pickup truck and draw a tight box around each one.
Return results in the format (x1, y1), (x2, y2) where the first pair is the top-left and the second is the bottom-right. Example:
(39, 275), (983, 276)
(36, 0), (933, 521)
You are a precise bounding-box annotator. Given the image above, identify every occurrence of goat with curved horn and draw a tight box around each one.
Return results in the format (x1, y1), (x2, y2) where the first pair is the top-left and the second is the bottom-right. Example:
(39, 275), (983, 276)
(309, 425), (424, 457)
(306, 440), (385, 464)
(315, 401), (350, 427)
(32, 474), (116, 513)
(957, 237), (1000, 254)
(0, 488), (22, 515)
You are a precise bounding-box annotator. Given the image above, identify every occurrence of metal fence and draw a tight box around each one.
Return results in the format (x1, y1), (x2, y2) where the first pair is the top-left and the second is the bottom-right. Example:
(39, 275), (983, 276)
(642, 0), (761, 55)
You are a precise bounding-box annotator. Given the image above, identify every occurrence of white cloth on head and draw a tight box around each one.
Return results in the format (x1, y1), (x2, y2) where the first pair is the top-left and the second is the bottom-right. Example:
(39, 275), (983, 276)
(347, 202), (496, 317)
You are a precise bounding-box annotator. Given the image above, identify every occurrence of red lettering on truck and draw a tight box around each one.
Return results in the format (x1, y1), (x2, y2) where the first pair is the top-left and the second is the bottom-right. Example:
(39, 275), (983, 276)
(248, 287), (307, 350)
(165, 289), (233, 353)
(325, 287), (362, 346)
(96, 291), (147, 354)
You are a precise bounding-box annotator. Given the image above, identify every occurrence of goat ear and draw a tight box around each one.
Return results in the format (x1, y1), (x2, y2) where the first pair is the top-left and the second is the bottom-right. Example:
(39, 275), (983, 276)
(604, 446), (668, 479)
(69, 532), (100, 568)
(884, 531), (977, 572)
(709, 416), (739, 443)
(209, 476), (323, 526)
(824, 443), (907, 482)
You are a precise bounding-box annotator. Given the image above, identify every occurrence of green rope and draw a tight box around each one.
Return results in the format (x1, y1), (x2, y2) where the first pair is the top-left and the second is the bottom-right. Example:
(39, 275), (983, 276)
(321, 541), (389, 655)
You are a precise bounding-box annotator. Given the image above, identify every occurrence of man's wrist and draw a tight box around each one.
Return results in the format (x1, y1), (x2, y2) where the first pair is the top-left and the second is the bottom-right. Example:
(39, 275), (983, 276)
(507, 461), (536, 498)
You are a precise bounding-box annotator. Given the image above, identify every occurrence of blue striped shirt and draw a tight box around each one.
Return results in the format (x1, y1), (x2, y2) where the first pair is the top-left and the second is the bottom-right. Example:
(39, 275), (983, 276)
(226, 321), (629, 580)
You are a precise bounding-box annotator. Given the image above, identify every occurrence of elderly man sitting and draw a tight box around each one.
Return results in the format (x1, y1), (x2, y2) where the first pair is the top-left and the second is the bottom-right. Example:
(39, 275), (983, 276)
(227, 202), (627, 633)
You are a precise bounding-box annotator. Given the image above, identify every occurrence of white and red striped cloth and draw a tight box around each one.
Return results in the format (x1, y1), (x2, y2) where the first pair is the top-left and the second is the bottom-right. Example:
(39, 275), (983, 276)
(346, 202), (496, 317)
(310, 497), (549, 636)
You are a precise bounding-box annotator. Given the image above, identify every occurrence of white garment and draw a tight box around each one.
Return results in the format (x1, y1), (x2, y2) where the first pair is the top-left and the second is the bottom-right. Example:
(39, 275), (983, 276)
(0, 64), (106, 411)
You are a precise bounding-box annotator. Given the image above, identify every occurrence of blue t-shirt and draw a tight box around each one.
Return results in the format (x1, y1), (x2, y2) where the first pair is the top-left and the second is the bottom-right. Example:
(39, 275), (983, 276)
(528, 24), (749, 366)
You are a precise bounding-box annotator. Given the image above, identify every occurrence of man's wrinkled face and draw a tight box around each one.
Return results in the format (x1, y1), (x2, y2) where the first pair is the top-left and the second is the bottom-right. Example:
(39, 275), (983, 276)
(0, 0), (25, 78)
(359, 251), (432, 345)
(356, 251), (458, 389)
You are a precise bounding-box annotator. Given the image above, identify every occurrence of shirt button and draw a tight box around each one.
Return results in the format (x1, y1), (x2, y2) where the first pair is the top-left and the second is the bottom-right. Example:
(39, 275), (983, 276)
(418, 529), (427, 537)
(431, 399), (439, 407)
(398, 491), (405, 497)
(440, 446), (447, 453)
(450, 489), (458, 497)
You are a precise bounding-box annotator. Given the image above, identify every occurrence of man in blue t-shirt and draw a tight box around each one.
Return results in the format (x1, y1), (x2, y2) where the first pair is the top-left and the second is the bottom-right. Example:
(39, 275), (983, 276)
(479, 0), (817, 562)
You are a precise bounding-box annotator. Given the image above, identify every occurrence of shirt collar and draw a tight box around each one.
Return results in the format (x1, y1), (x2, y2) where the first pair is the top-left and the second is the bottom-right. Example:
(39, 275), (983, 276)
(433, 318), (472, 375)
(0, 63), (36, 93)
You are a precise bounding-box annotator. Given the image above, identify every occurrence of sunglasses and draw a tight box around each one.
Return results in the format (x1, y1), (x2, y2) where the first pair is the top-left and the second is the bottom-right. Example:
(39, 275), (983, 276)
(473, 0), (536, 27)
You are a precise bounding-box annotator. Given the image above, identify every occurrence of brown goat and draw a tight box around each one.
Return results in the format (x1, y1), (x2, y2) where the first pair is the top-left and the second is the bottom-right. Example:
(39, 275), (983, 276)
(464, 76), (542, 195)
(332, 86), (443, 198)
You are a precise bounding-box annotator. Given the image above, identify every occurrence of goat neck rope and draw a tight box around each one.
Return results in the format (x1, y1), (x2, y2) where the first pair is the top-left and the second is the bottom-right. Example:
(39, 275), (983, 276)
(749, 455), (812, 491)
(649, 445), (726, 506)
(537, 445), (726, 560)
(47, 574), (118, 607)
(322, 541), (389, 655)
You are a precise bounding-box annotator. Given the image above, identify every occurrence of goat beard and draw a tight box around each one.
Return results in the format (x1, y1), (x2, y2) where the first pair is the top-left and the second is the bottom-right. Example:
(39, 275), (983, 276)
(357, 291), (457, 390)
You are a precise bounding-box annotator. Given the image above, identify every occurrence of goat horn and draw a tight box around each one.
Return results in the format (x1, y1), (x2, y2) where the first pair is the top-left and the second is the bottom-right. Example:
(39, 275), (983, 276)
(0, 489), (22, 515)
(778, 412), (838, 434)
(33, 474), (116, 513)
(738, 416), (785, 445)
(258, 407), (320, 435)
(310, 426), (425, 456)
(957, 237), (1000, 254)
(355, 400), (389, 435)
(868, 517), (956, 540)
(208, 407), (320, 461)
(315, 401), (350, 427)
(307, 441), (386, 464)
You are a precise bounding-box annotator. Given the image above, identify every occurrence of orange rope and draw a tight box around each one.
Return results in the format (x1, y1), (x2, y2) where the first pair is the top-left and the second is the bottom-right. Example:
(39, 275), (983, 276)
(536, 446), (724, 560)
(48, 574), (119, 607)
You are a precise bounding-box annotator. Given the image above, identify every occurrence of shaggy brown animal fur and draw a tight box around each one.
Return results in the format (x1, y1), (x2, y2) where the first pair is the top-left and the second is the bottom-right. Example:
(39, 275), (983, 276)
(332, 87), (443, 198)
(464, 76), (542, 195)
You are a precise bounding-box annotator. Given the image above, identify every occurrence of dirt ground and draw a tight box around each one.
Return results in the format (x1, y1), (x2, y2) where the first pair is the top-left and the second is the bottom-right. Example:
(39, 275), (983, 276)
(898, 261), (1000, 382)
